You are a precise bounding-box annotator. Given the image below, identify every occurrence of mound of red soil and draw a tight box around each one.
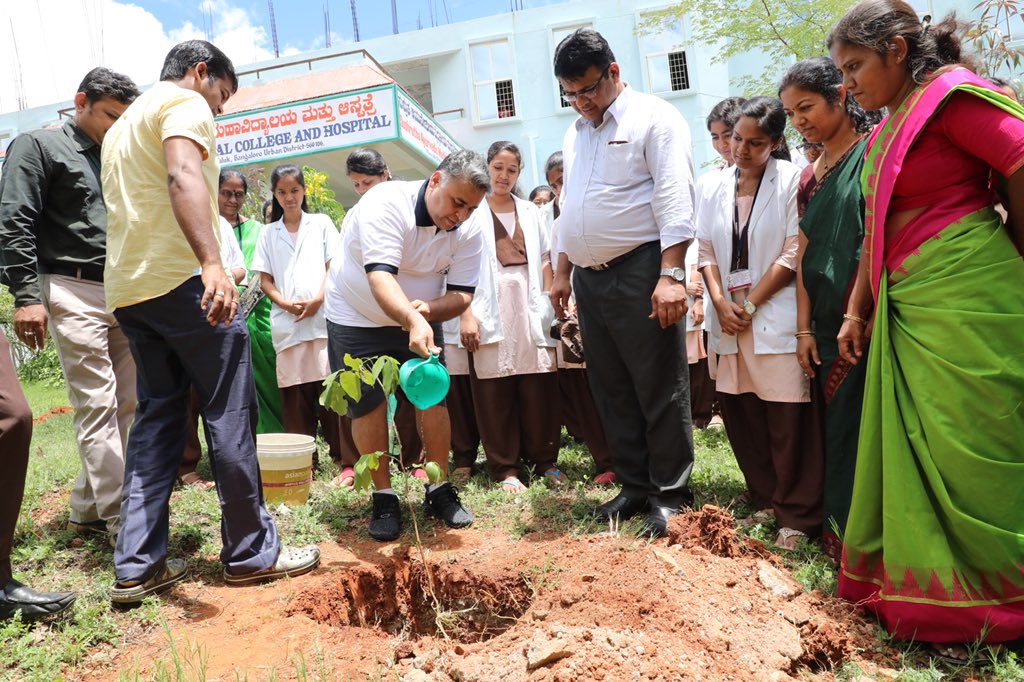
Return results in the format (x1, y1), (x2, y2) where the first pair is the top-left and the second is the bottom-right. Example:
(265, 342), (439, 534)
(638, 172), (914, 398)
(80, 505), (883, 682)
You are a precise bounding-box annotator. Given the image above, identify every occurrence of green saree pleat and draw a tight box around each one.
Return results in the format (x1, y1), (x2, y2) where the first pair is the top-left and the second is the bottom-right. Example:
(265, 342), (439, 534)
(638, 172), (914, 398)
(800, 138), (869, 541)
(234, 219), (283, 434)
(840, 209), (1024, 639)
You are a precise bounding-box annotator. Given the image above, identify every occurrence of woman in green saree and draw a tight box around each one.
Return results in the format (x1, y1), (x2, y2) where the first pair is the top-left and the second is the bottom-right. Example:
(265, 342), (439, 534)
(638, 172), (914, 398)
(219, 170), (283, 434)
(780, 57), (877, 559)
(828, 0), (1024, 647)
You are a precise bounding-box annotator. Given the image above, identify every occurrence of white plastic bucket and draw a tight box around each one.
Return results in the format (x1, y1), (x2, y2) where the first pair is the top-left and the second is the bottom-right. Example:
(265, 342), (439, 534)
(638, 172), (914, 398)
(256, 433), (315, 506)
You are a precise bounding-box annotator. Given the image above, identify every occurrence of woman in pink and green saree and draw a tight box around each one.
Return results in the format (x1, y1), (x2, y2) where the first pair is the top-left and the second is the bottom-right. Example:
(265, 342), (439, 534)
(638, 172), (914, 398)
(828, 0), (1024, 646)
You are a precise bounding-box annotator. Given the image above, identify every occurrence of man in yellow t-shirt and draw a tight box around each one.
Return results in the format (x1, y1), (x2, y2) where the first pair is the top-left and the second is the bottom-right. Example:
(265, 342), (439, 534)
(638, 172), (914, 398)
(101, 40), (320, 606)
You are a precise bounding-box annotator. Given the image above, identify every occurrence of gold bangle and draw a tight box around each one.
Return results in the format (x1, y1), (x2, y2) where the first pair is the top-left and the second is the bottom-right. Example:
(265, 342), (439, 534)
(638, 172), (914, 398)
(794, 331), (815, 338)
(843, 313), (867, 325)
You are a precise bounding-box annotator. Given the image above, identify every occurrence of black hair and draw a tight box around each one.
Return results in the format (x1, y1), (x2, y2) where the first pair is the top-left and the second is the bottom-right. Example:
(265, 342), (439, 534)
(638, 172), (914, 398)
(778, 57), (878, 134)
(261, 199), (273, 223)
(346, 148), (389, 177)
(545, 151), (563, 174)
(269, 165), (308, 222)
(485, 141), (524, 197)
(77, 67), (139, 105)
(706, 96), (747, 131)
(827, 0), (971, 85)
(486, 140), (522, 166)
(989, 76), (1021, 101)
(218, 168), (248, 193)
(553, 28), (616, 81)
(159, 40), (238, 92)
(529, 185), (555, 202)
(737, 96), (791, 161)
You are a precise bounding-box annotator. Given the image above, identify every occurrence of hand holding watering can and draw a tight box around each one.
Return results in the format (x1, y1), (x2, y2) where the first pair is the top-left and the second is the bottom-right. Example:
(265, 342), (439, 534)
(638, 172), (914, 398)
(399, 352), (450, 410)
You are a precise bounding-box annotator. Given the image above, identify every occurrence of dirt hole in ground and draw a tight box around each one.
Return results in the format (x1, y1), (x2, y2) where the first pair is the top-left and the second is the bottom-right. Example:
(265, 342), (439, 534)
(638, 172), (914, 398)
(288, 556), (533, 643)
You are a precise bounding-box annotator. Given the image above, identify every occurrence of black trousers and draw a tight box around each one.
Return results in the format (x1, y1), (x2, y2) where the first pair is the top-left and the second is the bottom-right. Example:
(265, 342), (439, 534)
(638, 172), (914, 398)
(113, 277), (279, 583)
(572, 242), (695, 508)
(0, 335), (33, 587)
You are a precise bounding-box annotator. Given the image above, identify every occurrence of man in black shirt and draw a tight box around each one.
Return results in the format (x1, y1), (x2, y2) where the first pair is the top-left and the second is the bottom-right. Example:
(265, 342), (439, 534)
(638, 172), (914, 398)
(0, 67), (139, 547)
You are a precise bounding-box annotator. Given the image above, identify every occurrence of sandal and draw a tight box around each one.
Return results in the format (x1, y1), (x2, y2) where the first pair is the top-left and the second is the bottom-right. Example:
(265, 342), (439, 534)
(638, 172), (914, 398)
(774, 527), (808, 550)
(592, 471), (617, 485)
(543, 468), (568, 487)
(738, 509), (775, 528)
(179, 472), (215, 491)
(329, 467), (355, 488)
(111, 558), (188, 605)
(499, 477), (528, 494)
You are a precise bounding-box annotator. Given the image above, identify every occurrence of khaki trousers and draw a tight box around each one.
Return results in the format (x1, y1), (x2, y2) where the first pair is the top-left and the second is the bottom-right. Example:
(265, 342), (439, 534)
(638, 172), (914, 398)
(41, 275), (136, 532)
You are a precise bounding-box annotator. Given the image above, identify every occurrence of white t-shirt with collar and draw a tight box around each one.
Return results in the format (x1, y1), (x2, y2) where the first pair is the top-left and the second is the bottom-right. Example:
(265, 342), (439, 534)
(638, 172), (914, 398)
(324, 180), (483, 328)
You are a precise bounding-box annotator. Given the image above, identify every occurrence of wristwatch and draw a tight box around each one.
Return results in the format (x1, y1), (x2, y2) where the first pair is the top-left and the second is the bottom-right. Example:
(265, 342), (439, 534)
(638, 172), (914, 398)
(659, 267), (687, 282)
(742, 299), (757, 316)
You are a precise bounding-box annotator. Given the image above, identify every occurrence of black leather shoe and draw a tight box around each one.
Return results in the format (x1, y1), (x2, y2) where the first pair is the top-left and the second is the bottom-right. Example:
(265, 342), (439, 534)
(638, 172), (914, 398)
(642, 505), (679, 539)
(368, 492), (402, 541)
(590, 493), (649, 523)
(0, 579), (76, 621)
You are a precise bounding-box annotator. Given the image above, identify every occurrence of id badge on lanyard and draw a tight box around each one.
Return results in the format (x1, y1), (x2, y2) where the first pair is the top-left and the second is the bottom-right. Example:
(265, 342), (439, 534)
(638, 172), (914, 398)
(727, 268), (753, 292)
(729, 170), (762, 293)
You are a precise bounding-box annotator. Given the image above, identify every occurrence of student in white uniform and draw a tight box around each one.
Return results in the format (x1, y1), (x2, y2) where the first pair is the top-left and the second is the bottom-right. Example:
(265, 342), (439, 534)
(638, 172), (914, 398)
(689, 97), (746, 428)
(443, 141), (559, 493)
(323, 150), (488, 542)
(251, 164), (344, 473)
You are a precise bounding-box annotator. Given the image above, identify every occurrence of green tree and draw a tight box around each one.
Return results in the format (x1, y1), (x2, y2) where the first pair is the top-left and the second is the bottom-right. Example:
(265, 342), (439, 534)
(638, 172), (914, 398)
(964, 0), (1024, 80)
(238, 164), (347, 230)
(638, 0), (853, 94)
(304, 166), (346, 230)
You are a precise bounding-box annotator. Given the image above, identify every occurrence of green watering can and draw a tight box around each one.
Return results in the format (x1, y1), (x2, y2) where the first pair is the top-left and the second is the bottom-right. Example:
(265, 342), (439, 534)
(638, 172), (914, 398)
(399, 352), (450, 410)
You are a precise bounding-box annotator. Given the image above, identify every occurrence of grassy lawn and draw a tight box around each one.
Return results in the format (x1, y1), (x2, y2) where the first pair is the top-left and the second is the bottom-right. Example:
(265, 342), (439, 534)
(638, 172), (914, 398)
(2, 381), (1022, 681)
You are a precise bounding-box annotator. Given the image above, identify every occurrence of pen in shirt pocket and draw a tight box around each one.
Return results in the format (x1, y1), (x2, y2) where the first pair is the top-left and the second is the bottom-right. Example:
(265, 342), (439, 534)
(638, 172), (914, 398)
(607, 140), (629, 145)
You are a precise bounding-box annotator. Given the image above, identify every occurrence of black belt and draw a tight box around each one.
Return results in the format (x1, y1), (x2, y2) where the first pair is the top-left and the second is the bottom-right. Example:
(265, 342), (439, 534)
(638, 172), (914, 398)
(583, 241), (658, 271)
(44, 262), (104, 283)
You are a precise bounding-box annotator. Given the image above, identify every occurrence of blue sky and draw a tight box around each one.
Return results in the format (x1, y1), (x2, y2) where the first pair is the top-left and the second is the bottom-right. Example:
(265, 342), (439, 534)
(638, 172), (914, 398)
(0, 0), (568, 114)
(148, 0), (568, 52)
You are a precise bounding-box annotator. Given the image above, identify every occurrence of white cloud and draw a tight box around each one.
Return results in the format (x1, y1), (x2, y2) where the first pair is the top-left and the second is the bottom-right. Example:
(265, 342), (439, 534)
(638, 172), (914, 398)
(0, 0), (283, 114)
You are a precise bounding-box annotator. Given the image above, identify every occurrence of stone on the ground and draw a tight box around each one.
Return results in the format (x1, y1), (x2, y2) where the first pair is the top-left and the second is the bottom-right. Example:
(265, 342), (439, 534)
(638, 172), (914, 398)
(756, 560), (803, 599)
(525, 635), (573, 670)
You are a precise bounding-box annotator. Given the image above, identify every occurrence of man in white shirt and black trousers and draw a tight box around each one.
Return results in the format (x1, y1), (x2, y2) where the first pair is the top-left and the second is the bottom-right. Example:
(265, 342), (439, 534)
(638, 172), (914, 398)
(324, 150), (487, 541)
(549, 29), (696, 538)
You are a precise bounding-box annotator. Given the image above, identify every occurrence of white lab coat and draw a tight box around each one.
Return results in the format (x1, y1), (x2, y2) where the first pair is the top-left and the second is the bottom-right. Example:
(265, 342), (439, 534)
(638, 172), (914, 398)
(443, 195), (555, 348)
(696, 157), (801, 356)
(251, 211), (339, 353)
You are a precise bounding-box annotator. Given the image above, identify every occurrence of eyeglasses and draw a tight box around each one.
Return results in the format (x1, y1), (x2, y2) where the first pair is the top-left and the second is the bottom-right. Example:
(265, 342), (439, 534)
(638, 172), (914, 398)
(562, 66), (610, 103)
(219, 190), (245, 200)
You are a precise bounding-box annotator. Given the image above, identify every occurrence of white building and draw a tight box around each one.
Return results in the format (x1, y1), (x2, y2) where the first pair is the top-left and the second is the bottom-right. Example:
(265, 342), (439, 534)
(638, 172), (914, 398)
(0, 0), (1008, 204)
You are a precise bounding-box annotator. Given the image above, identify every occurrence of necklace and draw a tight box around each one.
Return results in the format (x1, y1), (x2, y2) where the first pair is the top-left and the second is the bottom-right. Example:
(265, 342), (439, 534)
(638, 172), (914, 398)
(819, 130), (865, 177)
